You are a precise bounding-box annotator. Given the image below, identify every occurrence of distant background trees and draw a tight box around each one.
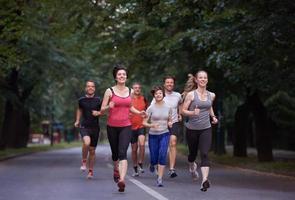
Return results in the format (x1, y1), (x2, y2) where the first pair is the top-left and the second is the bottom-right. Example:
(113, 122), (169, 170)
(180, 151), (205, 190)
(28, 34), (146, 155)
(1, 0), (294, 162)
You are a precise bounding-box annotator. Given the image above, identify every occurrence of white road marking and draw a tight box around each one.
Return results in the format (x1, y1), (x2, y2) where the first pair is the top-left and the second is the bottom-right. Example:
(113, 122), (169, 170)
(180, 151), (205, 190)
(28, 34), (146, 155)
(107, 163), (169, 200)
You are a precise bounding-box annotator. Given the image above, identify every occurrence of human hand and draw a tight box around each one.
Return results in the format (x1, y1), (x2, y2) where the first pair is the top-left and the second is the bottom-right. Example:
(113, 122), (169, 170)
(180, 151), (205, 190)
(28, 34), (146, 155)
(92, 110), (101, 117)
(151, 123), (160, 129)
(178, 114), (182, 122)
(168, 121), (173, 128)
(211, 116), (218, 124)
(74, 121), (80, 128)
(194, 105), (200, 115)
(109, 101), (115, 108)
(140, 111), (147, 118)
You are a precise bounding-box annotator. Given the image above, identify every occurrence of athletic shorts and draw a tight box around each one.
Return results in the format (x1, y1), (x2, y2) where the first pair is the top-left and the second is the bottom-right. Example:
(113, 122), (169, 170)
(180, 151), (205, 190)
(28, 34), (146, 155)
(168, 122), (180, 136)
(80, 127), (100, 147)
(131, 128), (145, 144)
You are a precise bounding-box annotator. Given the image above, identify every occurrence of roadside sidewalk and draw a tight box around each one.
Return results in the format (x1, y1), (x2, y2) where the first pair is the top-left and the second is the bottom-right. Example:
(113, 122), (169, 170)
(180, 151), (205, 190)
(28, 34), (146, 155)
(225, 145), (295, 161)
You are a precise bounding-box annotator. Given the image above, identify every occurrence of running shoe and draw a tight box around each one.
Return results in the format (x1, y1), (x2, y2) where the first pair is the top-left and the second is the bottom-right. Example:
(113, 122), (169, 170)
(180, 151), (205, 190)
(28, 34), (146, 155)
(113, 169), (120, 183)
(87, 170), (94, 179)
(117, 180), (125, 192)
(138, 163), (145, 173)
(80, 160), (87, 172)
(168, 169), (177, 178)
(132, 166), (139, 177)
(157, 178), (164, 187)
(149, 165), (155, 173)
(200, 180), (210, 192)
(189, 162), (199, 181)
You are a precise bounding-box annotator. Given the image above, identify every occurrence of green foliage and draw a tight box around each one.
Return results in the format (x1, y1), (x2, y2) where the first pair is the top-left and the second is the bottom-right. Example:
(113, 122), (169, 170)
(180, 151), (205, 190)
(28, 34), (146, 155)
(1, 0), (294, 148)
(265, 91), (295, 129)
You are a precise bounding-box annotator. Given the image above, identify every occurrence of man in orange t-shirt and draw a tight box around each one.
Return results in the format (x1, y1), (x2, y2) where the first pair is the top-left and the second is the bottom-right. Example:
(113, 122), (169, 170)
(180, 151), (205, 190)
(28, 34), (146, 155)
(130, 82), (148, 176)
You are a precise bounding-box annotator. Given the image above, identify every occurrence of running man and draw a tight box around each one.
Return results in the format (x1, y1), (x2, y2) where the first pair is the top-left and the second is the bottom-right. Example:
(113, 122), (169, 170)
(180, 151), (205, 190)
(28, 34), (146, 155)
(163, 76), (182, 178)
(74, 80), (102, 179)
(130, 82), (148, 176)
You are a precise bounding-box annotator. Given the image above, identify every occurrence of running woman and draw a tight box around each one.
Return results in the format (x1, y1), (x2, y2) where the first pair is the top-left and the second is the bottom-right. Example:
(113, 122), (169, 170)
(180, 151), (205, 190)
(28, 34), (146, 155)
(74, 80), (102, 179)
(130, 82), (148, 176)
(143, 86), (172, 187)
(182, 71), (218, 192)
(100, 65), (146, 192)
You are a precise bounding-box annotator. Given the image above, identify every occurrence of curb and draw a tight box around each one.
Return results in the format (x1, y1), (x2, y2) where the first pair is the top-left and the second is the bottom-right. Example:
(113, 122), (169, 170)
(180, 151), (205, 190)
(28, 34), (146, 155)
(213, 162), (295, 180)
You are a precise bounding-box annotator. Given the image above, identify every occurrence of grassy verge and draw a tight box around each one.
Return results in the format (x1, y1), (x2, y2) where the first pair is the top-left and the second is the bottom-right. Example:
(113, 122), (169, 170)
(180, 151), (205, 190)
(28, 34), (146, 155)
(0, 141), (81, 160)
(177, 144), (295, 177)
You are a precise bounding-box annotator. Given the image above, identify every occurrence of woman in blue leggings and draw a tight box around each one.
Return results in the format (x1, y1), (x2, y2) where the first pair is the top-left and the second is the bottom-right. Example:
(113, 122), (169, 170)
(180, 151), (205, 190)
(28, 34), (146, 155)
(143, 86), (172, 187)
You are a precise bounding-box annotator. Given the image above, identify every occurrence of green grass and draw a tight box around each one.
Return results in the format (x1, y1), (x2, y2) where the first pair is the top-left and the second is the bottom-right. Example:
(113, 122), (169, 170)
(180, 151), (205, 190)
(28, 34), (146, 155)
(177, 144), (295, 177)
(0, 141), (81, 160)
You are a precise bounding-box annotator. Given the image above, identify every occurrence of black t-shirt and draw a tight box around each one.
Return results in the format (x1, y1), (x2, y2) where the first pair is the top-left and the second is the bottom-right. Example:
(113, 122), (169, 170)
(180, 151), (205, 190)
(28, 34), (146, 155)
(78, 96), (101, 128)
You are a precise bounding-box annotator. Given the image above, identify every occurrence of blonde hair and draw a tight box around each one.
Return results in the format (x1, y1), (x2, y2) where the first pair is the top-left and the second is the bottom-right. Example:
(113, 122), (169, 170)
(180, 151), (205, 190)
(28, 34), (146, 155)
(182, 70), (208, 99)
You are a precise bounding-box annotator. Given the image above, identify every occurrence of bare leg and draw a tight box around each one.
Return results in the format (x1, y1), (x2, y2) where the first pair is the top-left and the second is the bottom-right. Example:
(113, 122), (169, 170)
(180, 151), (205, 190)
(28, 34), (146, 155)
(169, 135), (177, 170)
(82, 136), (91, 161)
(138, 135), (146, 165)
(119, 160), (128, 182)
(131, 143), (138, 167)
(88, 147), (96, 170)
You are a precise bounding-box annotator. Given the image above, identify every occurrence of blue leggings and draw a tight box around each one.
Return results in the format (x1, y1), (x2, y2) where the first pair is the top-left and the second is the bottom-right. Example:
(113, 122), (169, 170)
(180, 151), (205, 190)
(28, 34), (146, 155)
(148, 132), (170, 166)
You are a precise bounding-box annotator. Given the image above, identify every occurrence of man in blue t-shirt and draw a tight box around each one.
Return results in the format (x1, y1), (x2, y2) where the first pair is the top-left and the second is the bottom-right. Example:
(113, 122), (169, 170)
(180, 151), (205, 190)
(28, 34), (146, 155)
(74, 80), (102, 179)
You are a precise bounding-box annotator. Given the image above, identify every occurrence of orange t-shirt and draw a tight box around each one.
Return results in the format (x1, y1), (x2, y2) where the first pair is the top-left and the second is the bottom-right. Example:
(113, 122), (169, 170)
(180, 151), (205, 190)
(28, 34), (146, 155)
(130, 95), (147, 130)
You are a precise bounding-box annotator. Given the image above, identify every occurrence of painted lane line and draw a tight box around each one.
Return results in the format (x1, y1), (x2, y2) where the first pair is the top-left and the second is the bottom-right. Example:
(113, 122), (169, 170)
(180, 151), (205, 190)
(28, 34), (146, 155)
(107, 164), (169, 200)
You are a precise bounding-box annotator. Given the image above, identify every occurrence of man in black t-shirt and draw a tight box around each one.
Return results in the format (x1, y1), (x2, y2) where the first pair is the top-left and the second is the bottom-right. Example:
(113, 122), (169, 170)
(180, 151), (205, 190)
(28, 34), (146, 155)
(74, 80), (102, 179)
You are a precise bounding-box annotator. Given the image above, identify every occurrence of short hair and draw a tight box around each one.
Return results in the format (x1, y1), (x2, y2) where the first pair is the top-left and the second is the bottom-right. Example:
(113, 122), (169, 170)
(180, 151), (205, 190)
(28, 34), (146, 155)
(163, 75), (176, 83)
(150, 86), (165, 97)
(112, 64), (128, 79)
(132, 82), (141, 87)
(86, 80), (95, 86)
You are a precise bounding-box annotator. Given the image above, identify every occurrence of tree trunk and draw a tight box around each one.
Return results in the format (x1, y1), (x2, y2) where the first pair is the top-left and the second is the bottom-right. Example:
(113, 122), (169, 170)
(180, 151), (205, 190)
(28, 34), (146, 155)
(1, 100), (30, 148)
(0, 68), (32, 149)
(233, 103), (250, 157)
(249, 92), (273, 162)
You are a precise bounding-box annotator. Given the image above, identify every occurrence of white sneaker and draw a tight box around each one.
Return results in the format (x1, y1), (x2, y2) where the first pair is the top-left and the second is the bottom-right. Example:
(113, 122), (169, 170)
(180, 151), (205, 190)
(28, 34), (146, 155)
(189, 162), (199, 180)
(80, 160), (87, 172)
(132, 172), (139, 177)
(138, 165), (145, 173)
(87, 170), (93, 179)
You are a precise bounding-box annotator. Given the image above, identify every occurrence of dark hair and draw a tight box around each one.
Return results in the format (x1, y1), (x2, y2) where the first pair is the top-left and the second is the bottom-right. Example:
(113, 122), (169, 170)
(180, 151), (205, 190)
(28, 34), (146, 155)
(150, 86), (165, 97)
(112, 64), (128, 79)
(163, 75), (176, 83)
(132, 82), (141, 87)
(86, 80), (96, 86)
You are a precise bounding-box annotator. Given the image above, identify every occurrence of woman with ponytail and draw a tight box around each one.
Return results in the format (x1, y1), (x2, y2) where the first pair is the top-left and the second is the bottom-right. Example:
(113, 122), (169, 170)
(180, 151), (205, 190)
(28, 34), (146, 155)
(182, 70), (218, 192)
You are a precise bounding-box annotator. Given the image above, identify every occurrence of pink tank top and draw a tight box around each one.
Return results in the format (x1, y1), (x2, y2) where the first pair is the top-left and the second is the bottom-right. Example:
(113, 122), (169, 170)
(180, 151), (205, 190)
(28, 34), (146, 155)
(107, 87), (132, 127)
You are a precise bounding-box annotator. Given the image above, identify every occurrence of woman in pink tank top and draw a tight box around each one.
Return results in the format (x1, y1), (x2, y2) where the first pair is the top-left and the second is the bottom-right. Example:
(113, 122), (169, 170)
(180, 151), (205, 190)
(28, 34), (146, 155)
(100, 65), (145, 192)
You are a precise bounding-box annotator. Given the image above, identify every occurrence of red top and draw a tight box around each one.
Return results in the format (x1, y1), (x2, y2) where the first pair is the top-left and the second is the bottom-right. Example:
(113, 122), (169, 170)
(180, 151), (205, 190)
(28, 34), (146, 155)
(107, 88), (132, 127)
(130, 95), (147, 130)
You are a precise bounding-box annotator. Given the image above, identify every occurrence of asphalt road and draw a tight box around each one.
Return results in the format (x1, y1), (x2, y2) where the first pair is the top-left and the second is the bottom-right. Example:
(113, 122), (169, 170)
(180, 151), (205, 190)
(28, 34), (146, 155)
(0, 144), (294, 200)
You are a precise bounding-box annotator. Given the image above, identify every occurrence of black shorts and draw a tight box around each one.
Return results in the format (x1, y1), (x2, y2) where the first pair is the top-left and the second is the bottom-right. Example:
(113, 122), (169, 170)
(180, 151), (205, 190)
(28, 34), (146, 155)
(131, 128), (145, 144)
(80, 127), (100, 147)
(169, 122), (180, 136)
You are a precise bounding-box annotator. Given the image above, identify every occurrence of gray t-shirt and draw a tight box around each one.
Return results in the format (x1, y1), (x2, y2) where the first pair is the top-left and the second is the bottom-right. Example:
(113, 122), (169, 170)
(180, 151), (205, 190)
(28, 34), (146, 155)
(146, 102), (171, 135)
(151, 91), (182, 123)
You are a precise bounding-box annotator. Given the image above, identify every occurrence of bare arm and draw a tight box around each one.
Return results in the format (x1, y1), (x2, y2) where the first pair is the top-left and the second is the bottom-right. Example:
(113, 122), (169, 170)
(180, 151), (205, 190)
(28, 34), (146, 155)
(74, 108), (82, 127)
(209, 92), (218, 124)
(178, 102), (183, 121)
(181, 92), (199, 116)
(100, 88), (112, 112)
(130, 106), (146, 117)
(142, 113), (158, 128)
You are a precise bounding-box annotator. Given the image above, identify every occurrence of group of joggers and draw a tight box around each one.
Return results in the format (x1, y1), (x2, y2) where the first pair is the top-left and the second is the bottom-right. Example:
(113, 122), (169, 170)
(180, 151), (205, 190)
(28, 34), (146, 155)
(74, 65), (218, 193)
